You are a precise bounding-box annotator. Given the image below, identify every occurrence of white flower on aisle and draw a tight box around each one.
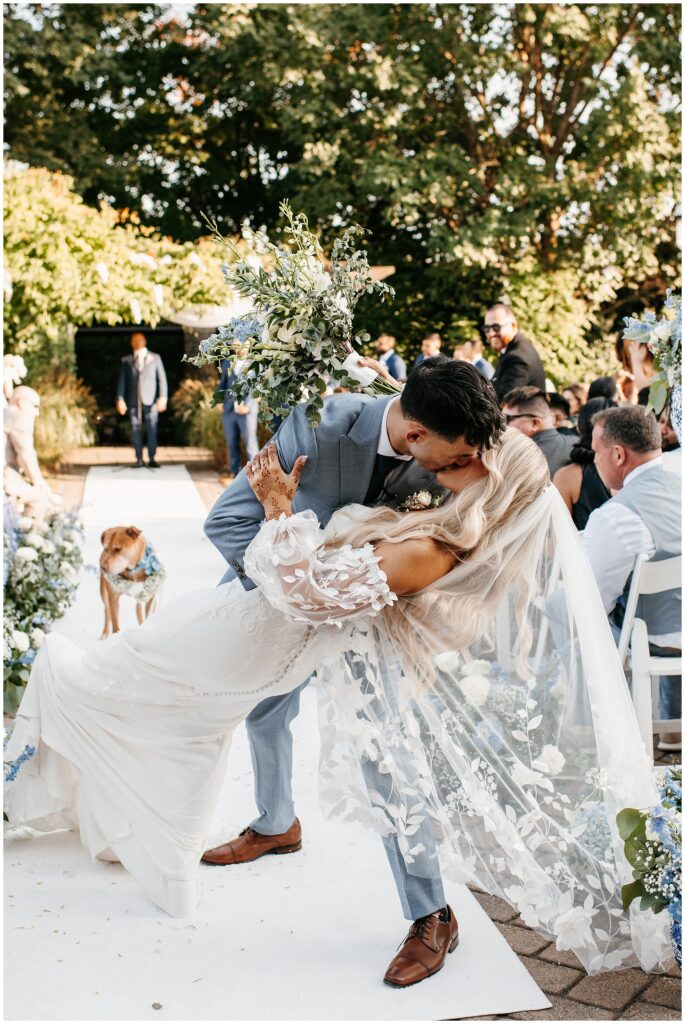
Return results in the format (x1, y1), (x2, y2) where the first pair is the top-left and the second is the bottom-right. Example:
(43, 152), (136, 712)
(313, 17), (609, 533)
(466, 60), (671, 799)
(458, 674), (491, 707)
(15, 547), (38, 562)
(11, 630), (30, 653)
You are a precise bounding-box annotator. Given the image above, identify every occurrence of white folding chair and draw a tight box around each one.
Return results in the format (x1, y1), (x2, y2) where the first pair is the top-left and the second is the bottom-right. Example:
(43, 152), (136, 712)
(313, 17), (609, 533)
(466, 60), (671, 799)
(628, 618), (682, 758)
(618, 553), (682, 758)
(617, 553), (682, 666)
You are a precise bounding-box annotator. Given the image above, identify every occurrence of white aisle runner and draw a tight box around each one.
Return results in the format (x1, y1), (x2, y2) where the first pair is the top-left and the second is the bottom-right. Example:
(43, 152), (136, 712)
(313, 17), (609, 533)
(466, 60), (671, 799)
(5, 465), (550, 1021)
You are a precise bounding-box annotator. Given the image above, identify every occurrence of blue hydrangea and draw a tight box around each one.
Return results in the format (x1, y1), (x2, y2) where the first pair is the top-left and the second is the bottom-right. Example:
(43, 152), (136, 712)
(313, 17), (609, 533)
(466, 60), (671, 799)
(4, 744), (36, 782)
(228, 314), (264, 343)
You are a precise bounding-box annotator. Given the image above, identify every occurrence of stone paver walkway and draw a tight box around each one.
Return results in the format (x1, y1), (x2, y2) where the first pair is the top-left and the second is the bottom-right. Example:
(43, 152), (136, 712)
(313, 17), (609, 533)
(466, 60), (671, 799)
(46, 447), (682, 1022)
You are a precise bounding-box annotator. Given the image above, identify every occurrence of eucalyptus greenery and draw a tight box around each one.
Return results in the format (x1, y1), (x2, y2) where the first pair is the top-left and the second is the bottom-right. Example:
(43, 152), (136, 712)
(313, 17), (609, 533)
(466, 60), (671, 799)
(188, 201), (398, 427)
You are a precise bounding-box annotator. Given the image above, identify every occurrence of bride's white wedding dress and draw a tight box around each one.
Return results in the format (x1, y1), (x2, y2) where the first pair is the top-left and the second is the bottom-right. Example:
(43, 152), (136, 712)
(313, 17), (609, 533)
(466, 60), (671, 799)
(4, 495), (673, 974)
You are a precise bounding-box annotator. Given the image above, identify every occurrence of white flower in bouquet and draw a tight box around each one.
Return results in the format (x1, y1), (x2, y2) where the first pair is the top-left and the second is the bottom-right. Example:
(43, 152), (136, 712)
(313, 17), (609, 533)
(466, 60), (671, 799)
(462, 659), (491, 676)
(533, 744), (566, 776)
(59, 561), (76, 578)
(30, 628), (46, 648)
(554, 905), (596, 951)
(622, 290), (682, 416)
(25, 531), (44, 549)
(11, 630), (30, 653)
(15, 546), (38, 562)
(17, 516), (33, 531)
(434, 650), (461, 674)
(458, 674), (491, 707)
(41, 540), (56, 555)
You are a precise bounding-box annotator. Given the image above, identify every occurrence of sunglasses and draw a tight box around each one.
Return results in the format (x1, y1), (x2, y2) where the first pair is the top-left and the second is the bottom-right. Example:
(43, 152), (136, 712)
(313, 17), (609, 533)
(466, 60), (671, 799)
(504, 413), (535, 424)
(482, 323), (512, 333)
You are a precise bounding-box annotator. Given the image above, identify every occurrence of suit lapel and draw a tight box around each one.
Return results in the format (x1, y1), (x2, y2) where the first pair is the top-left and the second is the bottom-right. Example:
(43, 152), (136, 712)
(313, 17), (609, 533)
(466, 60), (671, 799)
(339, 397), (394, 507)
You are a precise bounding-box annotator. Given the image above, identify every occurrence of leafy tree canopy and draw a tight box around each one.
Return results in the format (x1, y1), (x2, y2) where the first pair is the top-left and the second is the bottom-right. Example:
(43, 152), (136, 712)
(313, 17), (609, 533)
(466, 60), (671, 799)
(4, 3), (681, 380)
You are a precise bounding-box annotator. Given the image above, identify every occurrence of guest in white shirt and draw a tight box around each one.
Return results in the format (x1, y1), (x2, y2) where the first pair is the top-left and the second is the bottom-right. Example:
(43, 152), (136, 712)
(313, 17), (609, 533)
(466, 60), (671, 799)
(584, 405), (682, 749)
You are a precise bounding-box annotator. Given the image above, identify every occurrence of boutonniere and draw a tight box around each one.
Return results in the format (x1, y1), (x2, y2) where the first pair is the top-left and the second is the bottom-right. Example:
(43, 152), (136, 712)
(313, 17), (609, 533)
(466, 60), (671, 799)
(397, 490), (446, 512)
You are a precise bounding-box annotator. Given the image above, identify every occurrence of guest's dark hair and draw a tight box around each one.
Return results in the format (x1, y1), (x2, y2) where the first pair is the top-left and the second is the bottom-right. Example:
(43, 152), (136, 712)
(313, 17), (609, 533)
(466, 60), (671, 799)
(588, 375), (618, 400)
(570, 398), (616, 465)
(592, 405), (661, 453)
(548, 393), (571, 418)
(501, 386), (550, 418)
(400, 355), (503, 448)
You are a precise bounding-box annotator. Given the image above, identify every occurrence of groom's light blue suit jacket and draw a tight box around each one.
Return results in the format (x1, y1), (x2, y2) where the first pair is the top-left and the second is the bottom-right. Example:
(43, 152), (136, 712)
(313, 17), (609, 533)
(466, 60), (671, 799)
(204, 393), (440, 587)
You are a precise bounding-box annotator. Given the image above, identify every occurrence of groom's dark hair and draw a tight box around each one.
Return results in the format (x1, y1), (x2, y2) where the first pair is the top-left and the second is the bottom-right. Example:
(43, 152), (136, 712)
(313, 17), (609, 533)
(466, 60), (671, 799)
(400, 356), (503, 448)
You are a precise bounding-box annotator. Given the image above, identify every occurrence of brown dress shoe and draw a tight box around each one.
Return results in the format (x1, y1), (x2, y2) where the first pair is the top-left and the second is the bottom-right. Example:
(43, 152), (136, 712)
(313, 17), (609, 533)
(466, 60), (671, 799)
(201, 819), (302, 865)
(383, 906), (459, 988)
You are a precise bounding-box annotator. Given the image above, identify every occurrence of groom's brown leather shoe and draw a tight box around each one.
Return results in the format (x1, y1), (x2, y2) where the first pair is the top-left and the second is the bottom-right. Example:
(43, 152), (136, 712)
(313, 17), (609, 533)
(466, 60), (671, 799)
(383, 906), (459, 988)
(201, 819), (302, 865)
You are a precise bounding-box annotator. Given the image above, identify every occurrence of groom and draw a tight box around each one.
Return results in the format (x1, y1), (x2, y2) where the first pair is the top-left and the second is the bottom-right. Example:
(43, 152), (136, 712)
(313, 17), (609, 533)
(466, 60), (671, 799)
(202, 356), (503, 986)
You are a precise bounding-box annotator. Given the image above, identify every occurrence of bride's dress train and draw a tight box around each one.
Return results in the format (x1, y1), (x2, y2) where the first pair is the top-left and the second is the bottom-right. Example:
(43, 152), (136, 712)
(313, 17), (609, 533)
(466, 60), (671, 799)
(4, 498), (674, 973)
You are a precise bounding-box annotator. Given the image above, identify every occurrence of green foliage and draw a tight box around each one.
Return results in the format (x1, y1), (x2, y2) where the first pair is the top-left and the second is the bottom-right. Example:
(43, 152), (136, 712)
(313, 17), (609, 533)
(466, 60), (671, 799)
(171, 378), (227, 468)
(3, 166), (229, 376)
(4, 4), (681, 381)
(32, 370), (98, 468)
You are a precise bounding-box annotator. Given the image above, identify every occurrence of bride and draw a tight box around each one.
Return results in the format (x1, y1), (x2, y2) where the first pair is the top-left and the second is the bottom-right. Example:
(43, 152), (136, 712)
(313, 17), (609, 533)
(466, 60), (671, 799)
(4, 429), (672, 974)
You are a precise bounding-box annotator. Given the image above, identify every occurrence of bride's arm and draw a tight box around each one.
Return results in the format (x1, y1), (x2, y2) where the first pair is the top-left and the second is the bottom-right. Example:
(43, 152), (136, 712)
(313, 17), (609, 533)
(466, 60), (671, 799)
(243, 445), (455, 624)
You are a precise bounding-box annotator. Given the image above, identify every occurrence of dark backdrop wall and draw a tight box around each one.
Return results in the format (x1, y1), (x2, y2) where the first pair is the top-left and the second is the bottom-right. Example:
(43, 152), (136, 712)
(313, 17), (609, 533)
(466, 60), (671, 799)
(75, 323), (187, 445)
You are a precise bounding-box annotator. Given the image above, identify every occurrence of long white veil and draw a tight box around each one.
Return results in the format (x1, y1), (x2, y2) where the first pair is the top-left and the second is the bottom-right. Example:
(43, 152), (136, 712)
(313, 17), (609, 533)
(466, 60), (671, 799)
(315, 486), (672, 974)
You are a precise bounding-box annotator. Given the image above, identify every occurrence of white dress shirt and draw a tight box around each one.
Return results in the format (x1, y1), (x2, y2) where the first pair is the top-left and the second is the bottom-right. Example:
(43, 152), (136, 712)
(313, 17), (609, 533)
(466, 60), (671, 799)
(582, 457), (680, 646)
(135, 347), (149, 372)
(377, 397), (412, 459)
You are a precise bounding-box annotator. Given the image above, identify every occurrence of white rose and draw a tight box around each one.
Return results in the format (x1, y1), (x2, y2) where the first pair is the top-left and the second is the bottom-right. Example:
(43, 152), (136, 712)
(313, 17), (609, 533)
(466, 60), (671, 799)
(15, 546), (38, 562)
(458, 674), (491, 707)
(462, 659), (491, 676)
(11, 630), (30, 653)
(30, 628), (46, 648)
(25, 531), (44, 548)
(554, 905), (595, 951)
(17, 516), (33, 531)
(434, 650), (462, 674)
(59, 561), (76, 578)
(41, 540), (56, 555)
(534, 744), (566, 776)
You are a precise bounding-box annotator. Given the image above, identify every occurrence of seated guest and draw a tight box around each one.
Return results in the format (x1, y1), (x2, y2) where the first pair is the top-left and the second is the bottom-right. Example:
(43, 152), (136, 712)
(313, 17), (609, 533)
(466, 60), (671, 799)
(374, 333), (407, 382)
(553, 397), (614, 529)
(588, 375), (619, 402)
(562, 383), (587, 424)
(584, 406), (681, 749)
(486, 303), (546, 401)
(453, 338), (495, 380)
(547, 393), (578, 436)
(413, 331), (442, 369)
(502, 386), (575, 478)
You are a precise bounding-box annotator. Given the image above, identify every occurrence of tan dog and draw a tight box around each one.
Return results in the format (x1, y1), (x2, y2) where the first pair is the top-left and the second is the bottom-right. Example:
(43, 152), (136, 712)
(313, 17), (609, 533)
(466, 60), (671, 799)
(99, 526), (162, 636)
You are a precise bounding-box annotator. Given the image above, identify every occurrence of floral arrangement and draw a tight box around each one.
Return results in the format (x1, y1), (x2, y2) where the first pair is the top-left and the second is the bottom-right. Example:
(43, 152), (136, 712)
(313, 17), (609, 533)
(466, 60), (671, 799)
(617, 767), (682, 966)
(187, 201), (399, 426)
(622, 291), (682, 437)
(3, 507), (84, 713)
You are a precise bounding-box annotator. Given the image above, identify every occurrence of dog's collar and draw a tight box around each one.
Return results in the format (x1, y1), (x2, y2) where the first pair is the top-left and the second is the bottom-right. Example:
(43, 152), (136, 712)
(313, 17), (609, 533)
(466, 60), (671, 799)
(128, 543), (162, 578)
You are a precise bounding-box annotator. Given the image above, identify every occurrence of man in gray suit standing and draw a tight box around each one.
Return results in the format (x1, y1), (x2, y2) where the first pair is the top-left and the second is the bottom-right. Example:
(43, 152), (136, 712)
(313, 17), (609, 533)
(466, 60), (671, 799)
(202, 357), (503, 987)
(116, 331), (168, 468)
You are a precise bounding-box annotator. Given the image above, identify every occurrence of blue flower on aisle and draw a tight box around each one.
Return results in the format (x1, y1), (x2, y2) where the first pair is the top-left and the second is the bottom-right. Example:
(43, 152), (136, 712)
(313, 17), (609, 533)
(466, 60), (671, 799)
(4, 744), (36, 782)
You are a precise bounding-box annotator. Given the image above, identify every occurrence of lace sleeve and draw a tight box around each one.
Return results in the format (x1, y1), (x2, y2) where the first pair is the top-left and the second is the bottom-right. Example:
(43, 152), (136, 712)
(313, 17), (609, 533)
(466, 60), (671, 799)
(243, 509), (396, 626)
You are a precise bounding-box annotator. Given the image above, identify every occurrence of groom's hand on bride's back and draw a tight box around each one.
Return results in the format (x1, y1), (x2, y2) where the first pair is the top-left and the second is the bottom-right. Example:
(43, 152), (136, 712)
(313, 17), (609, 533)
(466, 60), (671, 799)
(246, 443), (308, 520)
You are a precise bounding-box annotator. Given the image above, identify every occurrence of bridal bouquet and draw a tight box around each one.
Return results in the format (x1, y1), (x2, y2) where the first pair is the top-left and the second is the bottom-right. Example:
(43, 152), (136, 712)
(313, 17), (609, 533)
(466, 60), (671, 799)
(617, 767), (682, 966)
(622, 291), (682, 438)
(187, 201), (398, 426)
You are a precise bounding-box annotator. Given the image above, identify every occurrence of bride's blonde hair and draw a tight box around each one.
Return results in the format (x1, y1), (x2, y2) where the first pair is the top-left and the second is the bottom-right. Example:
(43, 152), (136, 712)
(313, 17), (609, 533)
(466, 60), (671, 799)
(328, 429), (551, 686)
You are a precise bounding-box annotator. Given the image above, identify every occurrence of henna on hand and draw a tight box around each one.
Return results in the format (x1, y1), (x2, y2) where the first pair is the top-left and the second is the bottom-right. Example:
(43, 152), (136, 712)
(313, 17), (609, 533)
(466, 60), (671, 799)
(246, 443), (308, 519)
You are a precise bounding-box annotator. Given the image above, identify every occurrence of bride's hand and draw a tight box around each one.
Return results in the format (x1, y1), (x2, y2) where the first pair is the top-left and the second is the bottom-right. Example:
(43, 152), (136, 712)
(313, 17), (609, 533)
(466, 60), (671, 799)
(246, 443), (308, 520)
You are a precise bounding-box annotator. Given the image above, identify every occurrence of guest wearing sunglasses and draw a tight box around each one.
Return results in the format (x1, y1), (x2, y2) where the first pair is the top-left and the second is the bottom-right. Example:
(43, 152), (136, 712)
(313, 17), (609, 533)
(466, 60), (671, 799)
(501, 386), (575, 478)
(485, 304), (546, 403)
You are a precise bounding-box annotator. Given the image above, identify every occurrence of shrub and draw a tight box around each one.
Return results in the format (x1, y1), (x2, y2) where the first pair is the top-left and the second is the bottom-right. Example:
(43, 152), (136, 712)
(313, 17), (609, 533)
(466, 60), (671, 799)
(32, 369), (98, 468)
(172, 378), (227, 468)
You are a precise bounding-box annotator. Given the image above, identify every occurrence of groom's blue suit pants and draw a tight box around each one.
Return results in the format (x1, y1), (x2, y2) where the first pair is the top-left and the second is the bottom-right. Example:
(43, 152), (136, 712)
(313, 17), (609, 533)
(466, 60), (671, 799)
(245, 685), (447, 921)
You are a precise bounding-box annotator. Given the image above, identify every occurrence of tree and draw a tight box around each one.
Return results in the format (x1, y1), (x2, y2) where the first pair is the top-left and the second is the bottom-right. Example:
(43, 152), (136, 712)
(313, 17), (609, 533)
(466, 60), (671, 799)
(3, 166), (229, 374)
(4, 4), (681, 380)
